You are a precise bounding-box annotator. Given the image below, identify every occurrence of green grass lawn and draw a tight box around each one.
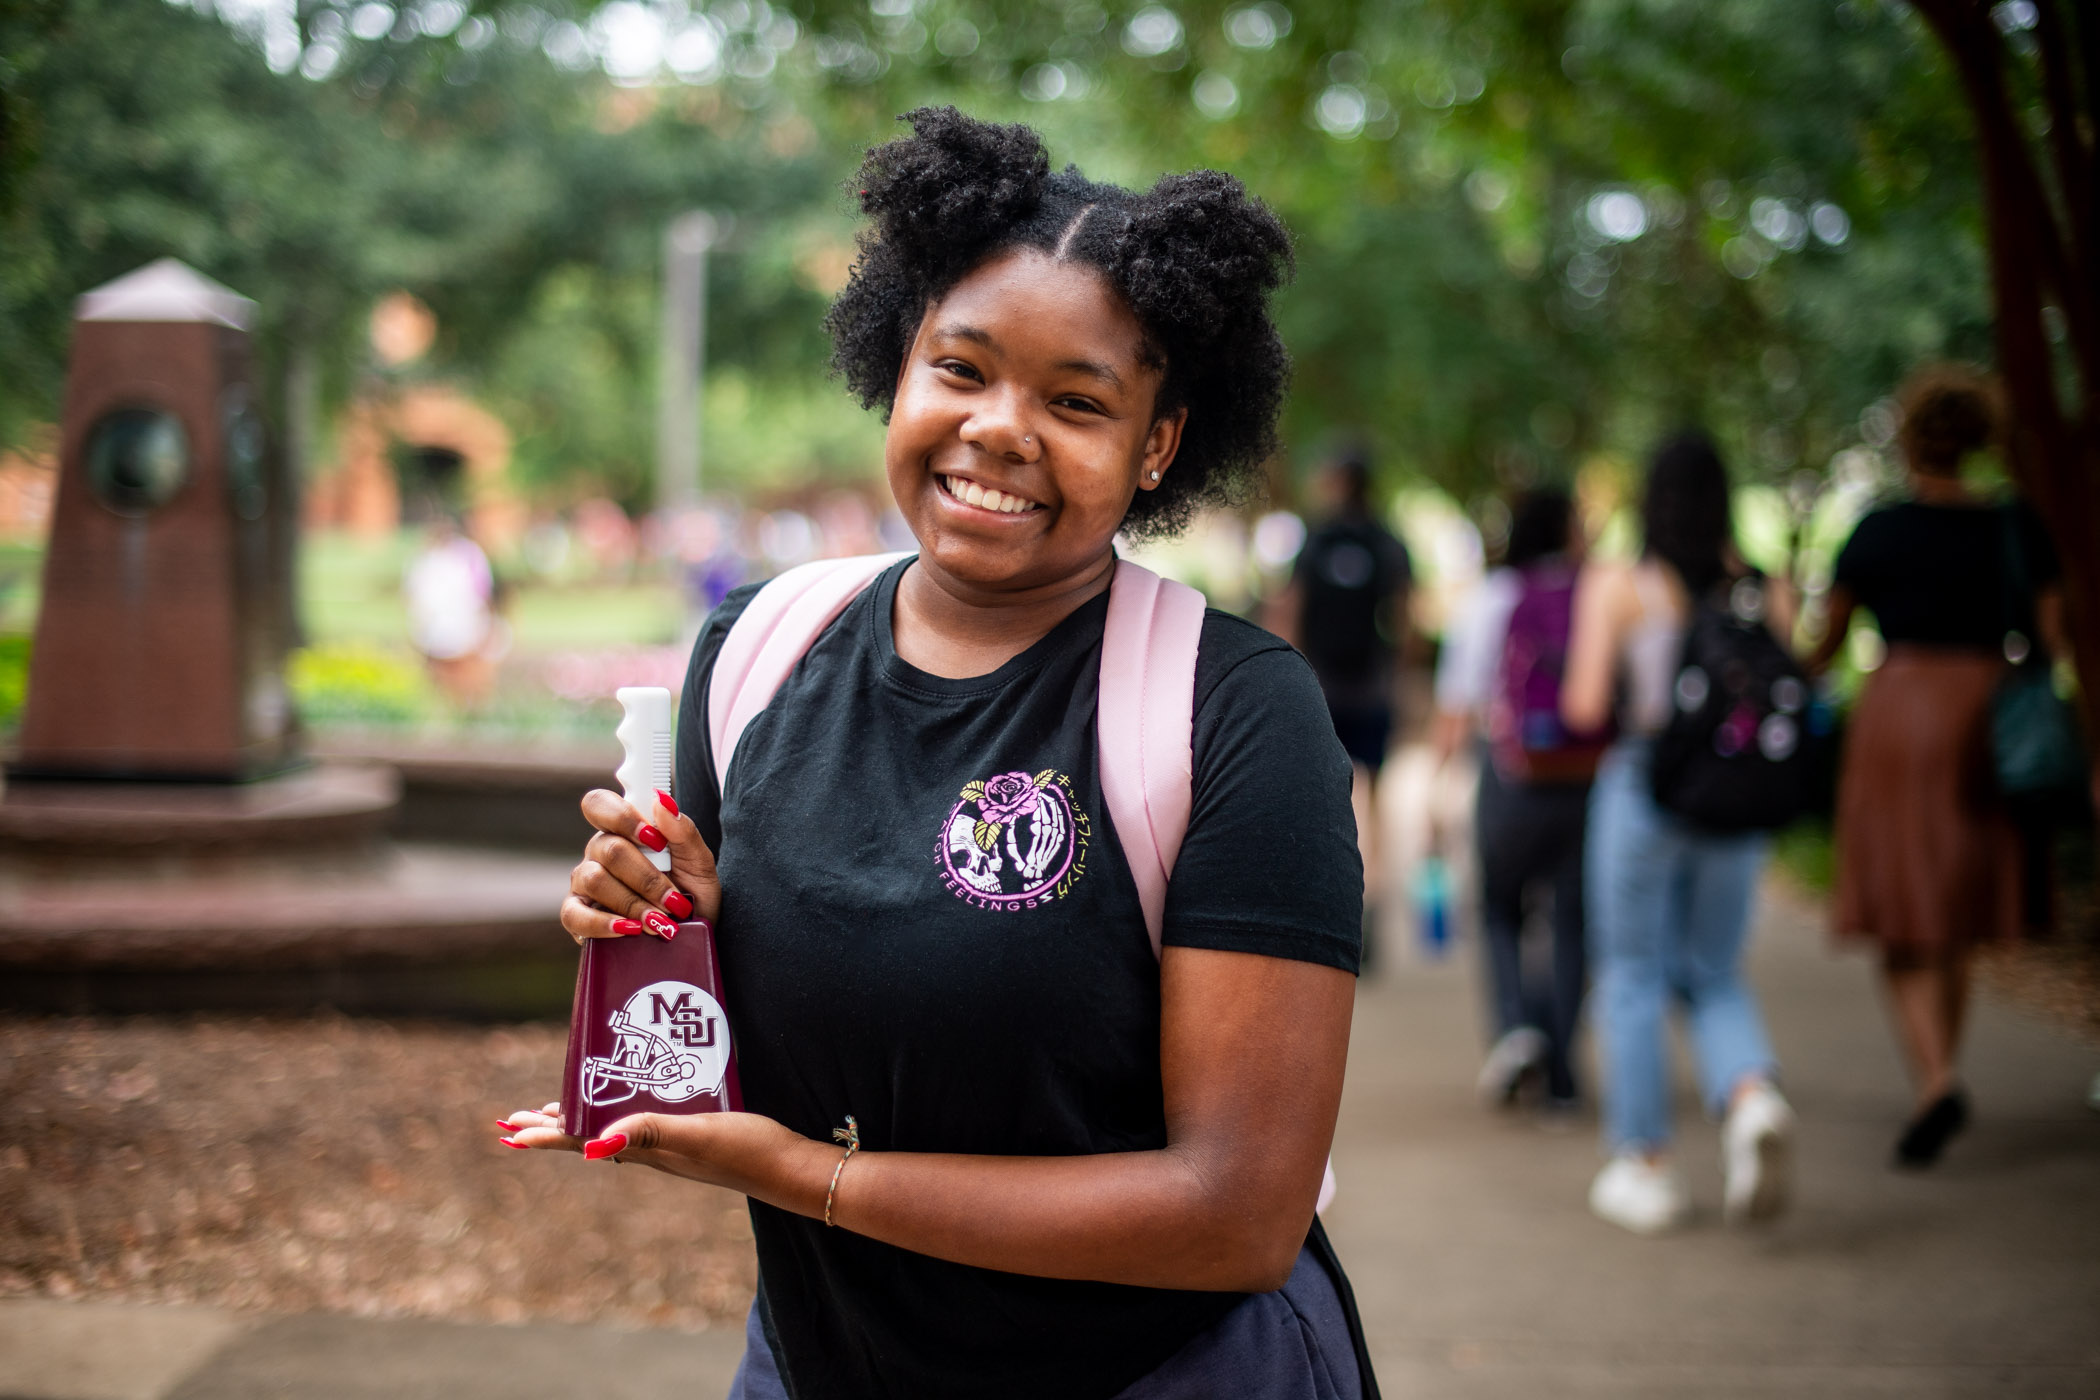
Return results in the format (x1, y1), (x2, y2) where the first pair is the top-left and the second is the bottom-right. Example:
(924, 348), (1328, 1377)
(0, 542), (47, 636)
(294, 532), (688, 738)
(301, 532), (685, 652)
(297, 532), (413, 645)
(0, 532), (689, 654)
(504, 581), (686, 651)
(0, 531), (691, 737)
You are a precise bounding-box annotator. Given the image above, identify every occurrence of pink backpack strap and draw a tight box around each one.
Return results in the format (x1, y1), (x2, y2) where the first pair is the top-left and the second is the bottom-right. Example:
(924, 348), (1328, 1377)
(1098, 562), (1339, 1214)
(706, 553), (908, 790)
(1095, 560), (1207, 960)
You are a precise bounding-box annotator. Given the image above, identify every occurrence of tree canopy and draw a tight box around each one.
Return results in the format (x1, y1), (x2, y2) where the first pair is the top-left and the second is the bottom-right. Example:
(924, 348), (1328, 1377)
(0, 0), (2002, 510)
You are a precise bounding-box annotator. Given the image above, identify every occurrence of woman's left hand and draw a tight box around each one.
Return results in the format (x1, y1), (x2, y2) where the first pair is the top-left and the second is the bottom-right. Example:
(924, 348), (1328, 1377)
(496, 1104), (831, 1208)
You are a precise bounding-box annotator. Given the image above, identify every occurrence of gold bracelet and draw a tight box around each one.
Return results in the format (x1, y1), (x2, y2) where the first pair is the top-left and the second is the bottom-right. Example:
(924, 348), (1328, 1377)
(824, 1115), (860, 1228)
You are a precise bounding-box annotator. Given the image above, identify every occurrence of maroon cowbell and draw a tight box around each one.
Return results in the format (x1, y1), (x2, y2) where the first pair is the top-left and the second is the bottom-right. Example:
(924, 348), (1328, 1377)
(561, 921), (741, 1143)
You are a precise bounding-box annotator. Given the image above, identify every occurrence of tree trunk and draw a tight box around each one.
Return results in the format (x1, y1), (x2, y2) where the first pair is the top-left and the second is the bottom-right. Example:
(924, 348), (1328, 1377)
(1912, 0), (2100, 740)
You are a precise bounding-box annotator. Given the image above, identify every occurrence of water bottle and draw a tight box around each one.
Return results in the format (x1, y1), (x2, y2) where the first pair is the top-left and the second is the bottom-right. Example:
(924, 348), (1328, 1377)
(1416, 853), (1452, 960)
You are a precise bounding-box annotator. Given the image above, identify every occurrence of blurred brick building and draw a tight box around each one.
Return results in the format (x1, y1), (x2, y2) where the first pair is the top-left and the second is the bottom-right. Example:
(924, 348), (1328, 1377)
(0, 428), (58, 541)
(304, 293), (526, 550)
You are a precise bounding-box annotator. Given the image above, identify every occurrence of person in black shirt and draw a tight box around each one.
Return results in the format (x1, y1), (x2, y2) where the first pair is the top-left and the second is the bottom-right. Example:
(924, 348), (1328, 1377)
(1288, 448), (1413, 768)
(500, 109), (1374, 1400)
(1272, 447), (1412, 948)
(1807, 365), (2068, 1169)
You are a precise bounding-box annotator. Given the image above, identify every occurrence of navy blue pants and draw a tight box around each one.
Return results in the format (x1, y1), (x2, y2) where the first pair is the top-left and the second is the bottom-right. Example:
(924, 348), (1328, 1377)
(1325, 700), (1394, 773)
(727, 1245), (1363, 1400)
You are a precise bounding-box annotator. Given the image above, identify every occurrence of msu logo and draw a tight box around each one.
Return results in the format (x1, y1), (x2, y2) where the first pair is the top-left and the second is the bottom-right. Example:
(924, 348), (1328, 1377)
(582, 979), (731, 1107)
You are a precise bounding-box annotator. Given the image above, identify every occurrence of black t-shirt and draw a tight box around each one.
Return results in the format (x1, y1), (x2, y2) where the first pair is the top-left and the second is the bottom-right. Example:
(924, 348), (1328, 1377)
(1293, 513), (1412, 700)
(1833, 499), (2060, 650)
(673, 558), (1361, 1400)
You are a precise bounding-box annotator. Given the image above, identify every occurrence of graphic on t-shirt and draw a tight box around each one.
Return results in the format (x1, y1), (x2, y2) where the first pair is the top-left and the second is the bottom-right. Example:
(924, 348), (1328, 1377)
(582, 979), (730, 1106)
(937, 769), (1090, 910)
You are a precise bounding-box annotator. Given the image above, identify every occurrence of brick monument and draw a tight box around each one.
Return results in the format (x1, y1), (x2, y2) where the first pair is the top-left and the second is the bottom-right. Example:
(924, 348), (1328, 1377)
(14, 259), (297, 780)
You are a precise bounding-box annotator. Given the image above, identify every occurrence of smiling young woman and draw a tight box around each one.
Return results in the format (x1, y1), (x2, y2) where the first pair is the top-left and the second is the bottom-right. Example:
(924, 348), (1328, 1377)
(883, 247), (1186, 677)
(502, 109), (1377, 1400)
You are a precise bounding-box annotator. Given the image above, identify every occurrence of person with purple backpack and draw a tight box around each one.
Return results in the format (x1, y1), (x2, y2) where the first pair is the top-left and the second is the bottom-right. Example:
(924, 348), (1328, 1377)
(1434, 489), (1603, 1115)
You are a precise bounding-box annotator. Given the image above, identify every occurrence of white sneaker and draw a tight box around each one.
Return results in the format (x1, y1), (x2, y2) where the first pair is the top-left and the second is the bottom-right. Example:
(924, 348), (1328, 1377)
(1589, 1154), (1690, 1235)
(1722, 1080), (1795, 1225)
(1477, 1027), (1547, 1107)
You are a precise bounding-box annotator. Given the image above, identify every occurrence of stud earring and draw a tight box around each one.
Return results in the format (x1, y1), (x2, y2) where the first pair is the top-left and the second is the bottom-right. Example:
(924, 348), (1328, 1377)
(1149, 471), (1160, 481)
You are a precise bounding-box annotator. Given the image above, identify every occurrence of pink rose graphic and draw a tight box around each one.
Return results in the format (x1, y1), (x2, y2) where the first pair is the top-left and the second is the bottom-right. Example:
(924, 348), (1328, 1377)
(978, 771), (1039, 825)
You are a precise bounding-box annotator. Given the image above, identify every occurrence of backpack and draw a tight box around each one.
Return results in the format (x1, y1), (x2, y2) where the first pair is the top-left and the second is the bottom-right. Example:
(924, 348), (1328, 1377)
(704, 553), (1337, 1213)
(1296, 518), (1408, 682)
(1486, 562), (1610, 784)
(1650, 575), (1828, 832)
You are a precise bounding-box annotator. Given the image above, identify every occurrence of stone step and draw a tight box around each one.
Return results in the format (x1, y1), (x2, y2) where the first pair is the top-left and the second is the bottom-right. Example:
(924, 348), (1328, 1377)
(0, 842), (580, 1018)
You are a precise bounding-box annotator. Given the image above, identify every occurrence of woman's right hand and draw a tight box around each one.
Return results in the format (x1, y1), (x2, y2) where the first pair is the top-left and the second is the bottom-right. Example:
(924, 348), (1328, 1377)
(560, 788), (722, 944)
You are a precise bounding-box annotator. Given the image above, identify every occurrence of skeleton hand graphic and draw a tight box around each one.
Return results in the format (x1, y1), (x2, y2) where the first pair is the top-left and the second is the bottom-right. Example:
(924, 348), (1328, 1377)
(1006, 790), (1068, 882)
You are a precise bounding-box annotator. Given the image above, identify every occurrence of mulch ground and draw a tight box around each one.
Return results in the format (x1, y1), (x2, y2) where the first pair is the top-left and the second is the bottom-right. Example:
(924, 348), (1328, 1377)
(0, 1014), (758, 1329)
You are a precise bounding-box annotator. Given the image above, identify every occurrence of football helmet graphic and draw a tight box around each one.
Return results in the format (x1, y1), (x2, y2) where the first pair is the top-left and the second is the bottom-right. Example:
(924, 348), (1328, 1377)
(582, 979), (731, 1108)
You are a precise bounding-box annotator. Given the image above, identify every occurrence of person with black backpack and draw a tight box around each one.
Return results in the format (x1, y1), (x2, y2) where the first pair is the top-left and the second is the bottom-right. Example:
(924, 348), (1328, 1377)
(1433, 489), (1605, 1116)
(1560, 433), (1797, 1235)
(1275, 446), (1414, 947)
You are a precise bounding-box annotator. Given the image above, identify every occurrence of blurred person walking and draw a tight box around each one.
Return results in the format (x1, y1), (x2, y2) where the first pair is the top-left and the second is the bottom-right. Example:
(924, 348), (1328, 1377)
(1806, 367), (2068, 1169)
(1434, 489), (1602, 1114)
(404, 512), (496, 705)
(1561, 433), (1796, 1234)
(1274, 446), (1413, 948)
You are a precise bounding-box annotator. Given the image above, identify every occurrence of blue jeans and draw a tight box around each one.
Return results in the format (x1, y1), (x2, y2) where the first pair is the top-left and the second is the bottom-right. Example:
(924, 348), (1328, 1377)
(1586, 740), (1778, 1153)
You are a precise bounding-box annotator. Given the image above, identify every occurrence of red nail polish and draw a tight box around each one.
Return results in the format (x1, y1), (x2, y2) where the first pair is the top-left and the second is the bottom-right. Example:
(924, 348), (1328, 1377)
(635, 823), (668, 853)
(611, 918), (645, 937)
(583, 1133), (627, 1161)
(662, 890), (693, 920)
(655, 788), (680, 819)
(496, 1119), (518, 1131)
(502, 1138), (530, 1150)
(644, 910), (677, 939)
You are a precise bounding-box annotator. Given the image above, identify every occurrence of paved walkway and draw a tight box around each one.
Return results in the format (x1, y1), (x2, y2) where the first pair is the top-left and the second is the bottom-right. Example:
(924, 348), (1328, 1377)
(1335, 878), (2100, 1398)
(6, 884), (2097, 1398)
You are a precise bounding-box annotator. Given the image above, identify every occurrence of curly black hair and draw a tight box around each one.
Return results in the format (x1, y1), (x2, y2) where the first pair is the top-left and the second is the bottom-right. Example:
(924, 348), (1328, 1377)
(824, 107), (1295, 540)
(1504, 487), (1574, 570)
(1896, 364), (1997, 475)
(1642, 431), (1734, 596)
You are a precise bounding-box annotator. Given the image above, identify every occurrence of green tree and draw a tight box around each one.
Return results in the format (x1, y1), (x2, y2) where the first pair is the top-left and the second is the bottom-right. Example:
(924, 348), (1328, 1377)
(0, 0), (836, 505)
(782, 0), (1990, 503)
(0, 0), (2013, 530)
